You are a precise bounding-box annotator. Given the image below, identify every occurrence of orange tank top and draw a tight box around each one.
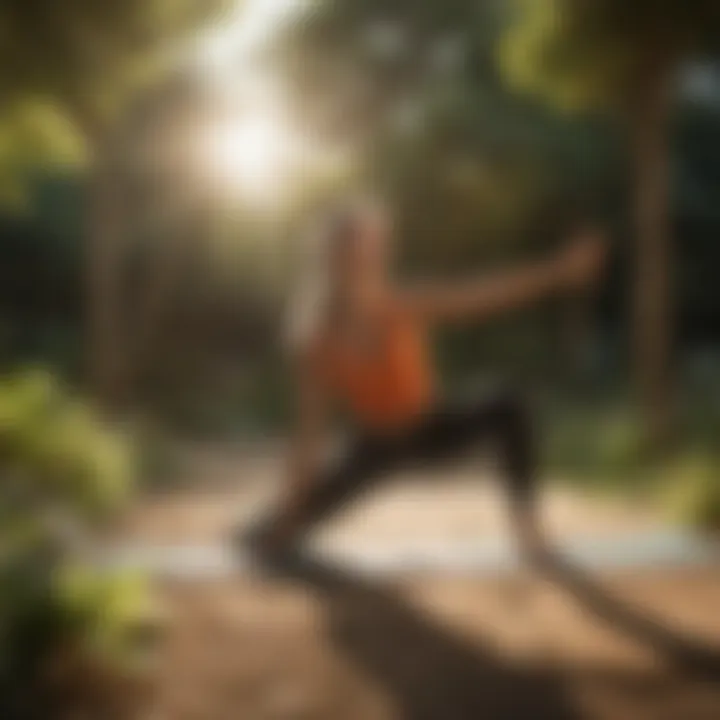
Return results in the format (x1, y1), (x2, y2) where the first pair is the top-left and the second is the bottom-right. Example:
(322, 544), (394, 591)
(314, 303), (435, 432)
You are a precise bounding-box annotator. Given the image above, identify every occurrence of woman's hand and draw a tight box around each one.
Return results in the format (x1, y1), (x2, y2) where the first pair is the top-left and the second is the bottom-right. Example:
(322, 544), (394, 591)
(403, 228), (607, 325)
(556, 230), (607, 292)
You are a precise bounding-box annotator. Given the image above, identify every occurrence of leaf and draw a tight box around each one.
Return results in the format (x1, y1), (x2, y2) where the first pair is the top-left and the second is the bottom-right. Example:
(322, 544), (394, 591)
(499, 0), (720, 114)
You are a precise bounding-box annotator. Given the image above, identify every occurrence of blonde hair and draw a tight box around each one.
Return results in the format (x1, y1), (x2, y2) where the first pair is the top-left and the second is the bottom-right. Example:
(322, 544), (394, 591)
(284, 196), (387, 354)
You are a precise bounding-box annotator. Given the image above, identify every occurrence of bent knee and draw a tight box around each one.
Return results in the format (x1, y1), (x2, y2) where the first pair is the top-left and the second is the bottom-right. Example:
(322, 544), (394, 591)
(484, 389), (531, 432)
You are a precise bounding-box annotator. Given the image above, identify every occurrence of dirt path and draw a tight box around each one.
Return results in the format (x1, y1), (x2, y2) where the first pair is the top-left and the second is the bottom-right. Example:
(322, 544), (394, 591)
(122, 449), (720, 718)
(147, 565), (720, 720)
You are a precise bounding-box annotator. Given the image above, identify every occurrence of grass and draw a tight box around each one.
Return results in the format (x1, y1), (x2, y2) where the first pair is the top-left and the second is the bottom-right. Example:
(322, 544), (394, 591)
(543, 376), (720, 531)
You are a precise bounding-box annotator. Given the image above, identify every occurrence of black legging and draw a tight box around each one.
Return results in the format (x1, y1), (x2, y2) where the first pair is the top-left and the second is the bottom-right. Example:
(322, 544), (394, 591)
(257, 388), (537, 545)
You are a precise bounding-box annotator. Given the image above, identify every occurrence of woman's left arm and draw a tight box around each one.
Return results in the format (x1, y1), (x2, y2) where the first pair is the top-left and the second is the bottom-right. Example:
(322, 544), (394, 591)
(401, 234), (606, 325)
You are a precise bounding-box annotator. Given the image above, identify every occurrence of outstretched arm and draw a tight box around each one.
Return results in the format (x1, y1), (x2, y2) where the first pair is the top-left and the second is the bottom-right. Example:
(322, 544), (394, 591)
(402, 233), (606, 325)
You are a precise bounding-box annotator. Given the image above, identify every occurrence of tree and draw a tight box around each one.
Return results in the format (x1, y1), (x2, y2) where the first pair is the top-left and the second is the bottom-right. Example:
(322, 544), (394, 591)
(500, 0), (720, 446)
(0, 0), (231, 408)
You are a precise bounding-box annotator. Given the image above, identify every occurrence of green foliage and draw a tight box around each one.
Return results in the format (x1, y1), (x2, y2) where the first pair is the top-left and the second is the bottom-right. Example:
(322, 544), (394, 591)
(499, 0), (633, 113)
(0, 100), (86, 208)
(499, 0), (720, 113)
(0, 0), (232, 205)
(54, 564), (158, 670)
(0, 368), (134, 516)
(544, 399), (648, 487)
(0, 367), (153, 718)
(544, 363), (720, 533)
(0, 0), (231, 114)
(660, 451), (720, 531)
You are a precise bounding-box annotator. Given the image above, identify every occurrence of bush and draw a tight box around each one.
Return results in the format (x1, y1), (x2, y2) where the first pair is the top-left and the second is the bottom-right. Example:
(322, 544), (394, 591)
(544, 400), (648, 488)
(660, 452), (720, 532)
(0, 368), (157, 719)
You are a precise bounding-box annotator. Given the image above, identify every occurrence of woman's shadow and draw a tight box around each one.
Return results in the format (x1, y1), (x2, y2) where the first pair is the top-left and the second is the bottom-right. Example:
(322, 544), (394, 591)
(278, 554), (577, 720)
(273, 550), (720, 720)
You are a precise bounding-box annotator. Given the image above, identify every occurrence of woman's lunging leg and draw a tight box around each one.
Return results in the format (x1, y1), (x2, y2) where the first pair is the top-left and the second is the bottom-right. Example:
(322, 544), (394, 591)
(409, 389), (546, 560)
(484, 392), (545, 559)
(245, 390), (546, 564)
(244, 438), (398, 557)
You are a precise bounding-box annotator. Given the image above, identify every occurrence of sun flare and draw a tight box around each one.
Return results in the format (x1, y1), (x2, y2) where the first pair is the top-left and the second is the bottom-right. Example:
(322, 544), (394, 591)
(203, 111), (300, 200)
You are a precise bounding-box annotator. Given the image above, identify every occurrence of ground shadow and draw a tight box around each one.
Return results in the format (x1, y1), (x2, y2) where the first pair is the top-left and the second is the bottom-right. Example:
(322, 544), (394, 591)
(282, 555), (581, 720)
(535, 551), (720, 681)
(275, 549), (720, 719)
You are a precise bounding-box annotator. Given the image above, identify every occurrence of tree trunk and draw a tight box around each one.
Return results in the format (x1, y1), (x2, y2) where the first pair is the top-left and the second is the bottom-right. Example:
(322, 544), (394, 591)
(630, 73), (674, 449)
(79, 118), (137, 415)
(129, 197), (198, 395)
(86, 157), (128, 410)
(562, 292), (594, 382)
(62, 89), (130, 413)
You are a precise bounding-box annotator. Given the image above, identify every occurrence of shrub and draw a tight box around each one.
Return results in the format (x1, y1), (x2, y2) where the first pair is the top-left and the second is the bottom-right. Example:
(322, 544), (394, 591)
(0, 368), (157, 719)
(660, 452), (720, 532)
(544, 401), (647, 488)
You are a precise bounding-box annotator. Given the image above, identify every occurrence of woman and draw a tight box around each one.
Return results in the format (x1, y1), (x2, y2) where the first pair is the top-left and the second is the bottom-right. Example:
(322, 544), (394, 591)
(243, 198), (606, 567)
